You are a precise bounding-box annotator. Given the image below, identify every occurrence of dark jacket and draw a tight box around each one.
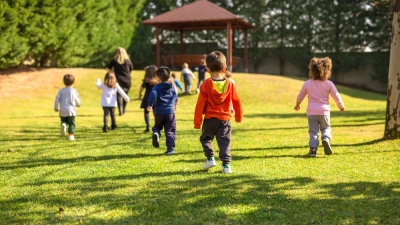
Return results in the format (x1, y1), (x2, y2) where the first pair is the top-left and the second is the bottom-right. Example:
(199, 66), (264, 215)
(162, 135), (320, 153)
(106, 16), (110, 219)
(148, 82), (177, 115)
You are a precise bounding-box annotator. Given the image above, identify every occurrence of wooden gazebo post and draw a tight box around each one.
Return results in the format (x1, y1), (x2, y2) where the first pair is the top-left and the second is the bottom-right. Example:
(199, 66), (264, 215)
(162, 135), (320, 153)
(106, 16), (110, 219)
(156, 27), (161, 67)
(244, 29), (248, 73)
(227, 22), (233, 72)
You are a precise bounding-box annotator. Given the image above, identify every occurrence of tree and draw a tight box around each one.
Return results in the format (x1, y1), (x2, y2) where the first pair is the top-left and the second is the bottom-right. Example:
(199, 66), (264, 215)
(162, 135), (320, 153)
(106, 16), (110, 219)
(384, 0), (400, 139)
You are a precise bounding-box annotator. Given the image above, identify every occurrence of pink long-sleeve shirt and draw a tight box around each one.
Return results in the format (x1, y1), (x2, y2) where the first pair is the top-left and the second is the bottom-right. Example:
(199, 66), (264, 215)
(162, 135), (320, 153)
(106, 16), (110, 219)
(296, 79), (345, 115)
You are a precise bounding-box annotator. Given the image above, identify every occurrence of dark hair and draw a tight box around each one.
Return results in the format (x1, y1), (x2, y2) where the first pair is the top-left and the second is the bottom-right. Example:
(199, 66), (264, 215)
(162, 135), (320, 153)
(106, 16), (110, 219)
(156, 66), (171, 82)
(308, 57), (332, 80)
(143, 65), (158, 85)
(63, 74), (75, 86)
(206, 51), (226, 72)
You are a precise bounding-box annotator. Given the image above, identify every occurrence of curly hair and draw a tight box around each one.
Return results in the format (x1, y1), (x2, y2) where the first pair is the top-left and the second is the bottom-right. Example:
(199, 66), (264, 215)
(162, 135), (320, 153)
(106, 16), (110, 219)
(308, 57), (332, 80)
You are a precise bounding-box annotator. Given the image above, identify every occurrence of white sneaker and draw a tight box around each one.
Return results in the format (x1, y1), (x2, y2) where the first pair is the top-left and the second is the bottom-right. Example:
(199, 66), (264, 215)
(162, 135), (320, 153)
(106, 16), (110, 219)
(152, 133), (159, 148)
(221, 164), (232, 173)
(60, 123), (66, 136)
(204, 157), (216, 170)
(68, 135), (75, 141)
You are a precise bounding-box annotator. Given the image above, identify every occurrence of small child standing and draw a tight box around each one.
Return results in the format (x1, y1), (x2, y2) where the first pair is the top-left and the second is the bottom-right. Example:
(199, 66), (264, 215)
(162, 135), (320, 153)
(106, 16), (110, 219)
(294, 57), (345, 157)
(54, 74), (81, 141)
(96, 72), (130, 132)
(139, 65), (158, 132)
(196, 59), (207, 93)
(181, 62), (196, 94)
(171, 72), (183, 93)
(147, 66), (178, 155)
(194, 51), (243, 173)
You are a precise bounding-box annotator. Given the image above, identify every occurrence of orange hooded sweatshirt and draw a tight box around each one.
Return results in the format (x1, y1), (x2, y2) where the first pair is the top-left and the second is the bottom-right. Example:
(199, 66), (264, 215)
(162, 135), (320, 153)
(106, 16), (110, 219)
(194, 78), (243, 129)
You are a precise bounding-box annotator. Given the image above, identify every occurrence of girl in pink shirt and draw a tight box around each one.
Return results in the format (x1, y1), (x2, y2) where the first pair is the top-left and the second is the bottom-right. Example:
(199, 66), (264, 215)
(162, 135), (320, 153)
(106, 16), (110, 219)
(294, 57), (345, 157)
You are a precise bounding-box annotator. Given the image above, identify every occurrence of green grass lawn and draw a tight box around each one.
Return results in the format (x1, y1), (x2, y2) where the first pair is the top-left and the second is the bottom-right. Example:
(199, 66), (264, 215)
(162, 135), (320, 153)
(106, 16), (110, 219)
(1, 69), (399, 224)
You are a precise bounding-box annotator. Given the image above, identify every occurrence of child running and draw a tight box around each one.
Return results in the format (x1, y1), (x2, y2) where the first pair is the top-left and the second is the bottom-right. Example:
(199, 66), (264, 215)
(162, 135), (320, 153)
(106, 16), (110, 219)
(96, 72), (130, 132)
(139, 65), (158, 132)
(294, 57), (345, 157)
(147, 66), (178, 155)
(181, 62), (196, 94)
(54, 74), (81, 141)
(194, 51), (243, 173)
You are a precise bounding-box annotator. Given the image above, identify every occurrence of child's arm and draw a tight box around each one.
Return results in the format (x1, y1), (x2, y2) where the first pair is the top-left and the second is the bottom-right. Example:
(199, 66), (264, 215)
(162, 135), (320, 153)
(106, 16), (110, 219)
(329, 82), (345, 111)
(54, 91), (60, 112)
(294, 83), (307, 111)
(147, 87), (157, 112)
(116, 84), (130, 102)
(231, 86), (243, 123)
(96, 78), (102, 88)
(138, 86), (145, 100)
(74, 90), (81, 107)
(194, 88), (207, 129)
(190, 70), (196, 79)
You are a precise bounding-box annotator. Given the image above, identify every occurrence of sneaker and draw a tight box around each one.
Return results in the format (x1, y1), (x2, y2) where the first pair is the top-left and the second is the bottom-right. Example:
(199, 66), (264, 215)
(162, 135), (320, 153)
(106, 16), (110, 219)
(204, 157), (216, 170)
(165, 150), (176, 155)
(308, 148), (317, 157)
(111, 124), (117, 130)
(221, 164), (232, 173)
(152, 133), (159, 148)
(144, 126), (150, 132)
(68, 134), (75, 141)
(322, 139), (332, 155)
(60, 123), (66, 136)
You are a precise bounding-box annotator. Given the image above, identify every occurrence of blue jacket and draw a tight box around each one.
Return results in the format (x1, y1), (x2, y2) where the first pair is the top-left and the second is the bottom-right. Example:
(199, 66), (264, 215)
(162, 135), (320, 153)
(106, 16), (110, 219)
(148, 82), (177, 115)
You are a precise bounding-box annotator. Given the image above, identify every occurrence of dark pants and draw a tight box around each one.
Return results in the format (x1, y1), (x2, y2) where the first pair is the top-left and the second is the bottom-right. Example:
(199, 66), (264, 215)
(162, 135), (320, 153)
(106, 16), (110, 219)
(103, 107), (116, 127)
(153, 114), (176, 150)
(117, 88), (129, 115)
(200, 118), (232, 164)
(144, 108), (150, 127)
(60, 116), (75, 135)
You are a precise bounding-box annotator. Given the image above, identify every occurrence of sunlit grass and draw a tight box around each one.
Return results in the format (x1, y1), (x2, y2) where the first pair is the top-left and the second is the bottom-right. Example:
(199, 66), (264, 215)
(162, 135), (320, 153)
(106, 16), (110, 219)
(1, 69), (399, 224)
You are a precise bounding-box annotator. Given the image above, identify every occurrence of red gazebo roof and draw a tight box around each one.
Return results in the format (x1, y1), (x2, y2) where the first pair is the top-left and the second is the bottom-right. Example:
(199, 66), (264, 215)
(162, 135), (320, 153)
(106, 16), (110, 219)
(142, 0), (255, 31)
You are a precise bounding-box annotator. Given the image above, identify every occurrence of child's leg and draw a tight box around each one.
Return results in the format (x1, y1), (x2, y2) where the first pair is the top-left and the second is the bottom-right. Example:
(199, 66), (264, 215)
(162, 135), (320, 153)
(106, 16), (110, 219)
(110, 107), (117, 128)
(164, 114), (176, 151)
(103, 107), (110, 127)
(144, 108), (150, 127)
(319, 115), (332, 140)
(216, 120), (232, 165)
(200, 118), (219, 159)
(67, 116), (76, 135)
(307, 115), (319, 148)
(152, 114), (164, 135)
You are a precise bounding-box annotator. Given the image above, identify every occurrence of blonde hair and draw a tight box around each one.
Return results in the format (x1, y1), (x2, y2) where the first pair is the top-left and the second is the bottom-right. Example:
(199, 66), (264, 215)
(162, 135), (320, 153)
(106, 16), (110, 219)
(113, 47), (130, 65)
(104, 72), (117, 88)
(308, 57), (332, 80)
(182, 62), (189, 69)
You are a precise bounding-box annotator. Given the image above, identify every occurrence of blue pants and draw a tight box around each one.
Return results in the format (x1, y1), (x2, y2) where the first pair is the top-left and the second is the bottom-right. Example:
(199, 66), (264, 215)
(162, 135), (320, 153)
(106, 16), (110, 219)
(153, 114), (176, 150)
(307, 115), (331, 148)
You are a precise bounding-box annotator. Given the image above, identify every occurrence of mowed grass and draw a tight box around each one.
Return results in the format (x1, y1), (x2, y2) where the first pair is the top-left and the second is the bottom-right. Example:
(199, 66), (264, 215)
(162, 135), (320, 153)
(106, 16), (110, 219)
(1, 69), (399, 224)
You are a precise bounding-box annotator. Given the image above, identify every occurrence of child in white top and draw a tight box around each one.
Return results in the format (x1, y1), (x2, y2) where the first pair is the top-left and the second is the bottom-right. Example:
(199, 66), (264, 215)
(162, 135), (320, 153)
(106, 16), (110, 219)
(294, 57), (345, 157)
(54, 74), (81, 141)
(96, 72), (130, 132)
(181, 62), (196, 94)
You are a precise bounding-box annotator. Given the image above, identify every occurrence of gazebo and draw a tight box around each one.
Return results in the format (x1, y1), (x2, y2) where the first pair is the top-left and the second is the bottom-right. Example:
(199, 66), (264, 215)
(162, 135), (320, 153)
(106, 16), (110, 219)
(142, 0), (256, 72)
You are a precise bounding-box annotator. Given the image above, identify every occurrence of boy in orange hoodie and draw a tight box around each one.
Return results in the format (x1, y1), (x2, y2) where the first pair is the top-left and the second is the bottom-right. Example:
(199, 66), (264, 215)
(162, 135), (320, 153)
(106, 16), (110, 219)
(194, 51), (243, 173)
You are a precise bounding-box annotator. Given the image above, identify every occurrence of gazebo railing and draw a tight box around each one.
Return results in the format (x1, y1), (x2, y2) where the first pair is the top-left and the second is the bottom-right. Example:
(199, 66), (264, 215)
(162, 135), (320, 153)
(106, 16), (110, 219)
(162, 54), (241, 69)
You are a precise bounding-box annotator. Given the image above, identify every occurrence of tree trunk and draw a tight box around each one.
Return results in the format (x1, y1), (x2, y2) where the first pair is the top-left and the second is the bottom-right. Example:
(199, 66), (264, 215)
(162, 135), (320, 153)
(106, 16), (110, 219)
(384, 0), (400, 139)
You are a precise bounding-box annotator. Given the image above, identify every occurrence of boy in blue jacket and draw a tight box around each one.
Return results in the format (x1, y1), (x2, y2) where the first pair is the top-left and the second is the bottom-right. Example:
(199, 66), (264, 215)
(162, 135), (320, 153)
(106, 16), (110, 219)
(147, 66), (178, 154)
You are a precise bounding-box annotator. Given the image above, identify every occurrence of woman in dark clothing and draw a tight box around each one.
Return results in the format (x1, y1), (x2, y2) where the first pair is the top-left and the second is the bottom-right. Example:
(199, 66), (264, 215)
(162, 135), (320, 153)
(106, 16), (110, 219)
(106, 47), (134, 115)
(139, 65), (158, 132)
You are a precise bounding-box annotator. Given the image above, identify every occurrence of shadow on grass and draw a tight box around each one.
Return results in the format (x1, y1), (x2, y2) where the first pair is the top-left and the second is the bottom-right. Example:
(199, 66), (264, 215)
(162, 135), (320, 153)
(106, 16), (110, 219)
(245, 110), (385, 120)
(2, 172), (398, 224)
